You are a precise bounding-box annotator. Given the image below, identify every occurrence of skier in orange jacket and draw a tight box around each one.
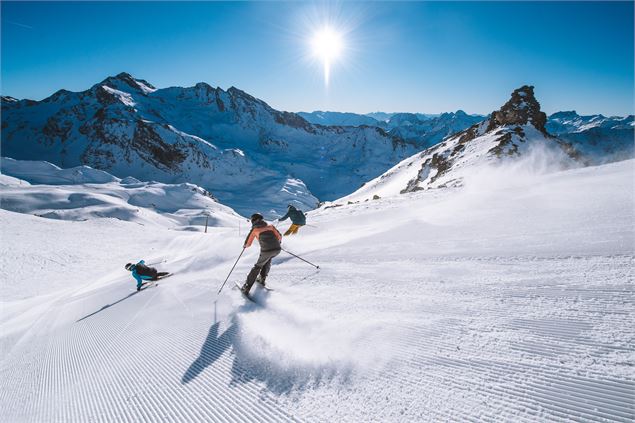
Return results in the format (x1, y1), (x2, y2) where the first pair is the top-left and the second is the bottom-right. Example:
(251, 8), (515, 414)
(240, 213), (282, 295)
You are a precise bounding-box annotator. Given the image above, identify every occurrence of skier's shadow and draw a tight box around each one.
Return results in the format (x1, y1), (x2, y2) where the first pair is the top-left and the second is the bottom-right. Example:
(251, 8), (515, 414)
(76, 291), (138, 322)
(181, 296), (270, 385)
(181, 318), (238, 384)
(180, 298), (260, 385)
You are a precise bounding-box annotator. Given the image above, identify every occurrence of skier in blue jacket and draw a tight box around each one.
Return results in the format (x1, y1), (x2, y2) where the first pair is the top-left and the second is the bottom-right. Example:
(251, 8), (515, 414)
(125, 260), (169, 291)
(279, 204), (307, 236)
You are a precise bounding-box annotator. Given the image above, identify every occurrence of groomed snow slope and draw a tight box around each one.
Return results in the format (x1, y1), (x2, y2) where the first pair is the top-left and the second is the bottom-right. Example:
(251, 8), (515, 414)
(1, 160), (633, 422)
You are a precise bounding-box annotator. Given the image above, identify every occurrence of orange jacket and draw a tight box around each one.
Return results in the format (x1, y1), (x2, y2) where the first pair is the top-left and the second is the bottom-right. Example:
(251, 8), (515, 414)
(244, 221), (282, 251)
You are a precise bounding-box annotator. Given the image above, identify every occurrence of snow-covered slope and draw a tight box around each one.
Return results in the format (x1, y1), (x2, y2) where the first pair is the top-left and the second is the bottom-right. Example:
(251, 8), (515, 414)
(1, 158), (243, 228)
(339, 86), (581, 202)
(1, 73), (418, 215)
(1, 158), (633, 421)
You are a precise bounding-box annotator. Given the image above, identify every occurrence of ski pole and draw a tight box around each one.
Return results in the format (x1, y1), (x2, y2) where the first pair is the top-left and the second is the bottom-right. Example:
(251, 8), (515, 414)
(217, 247), (245, 294)
(281, 248), (320, 269)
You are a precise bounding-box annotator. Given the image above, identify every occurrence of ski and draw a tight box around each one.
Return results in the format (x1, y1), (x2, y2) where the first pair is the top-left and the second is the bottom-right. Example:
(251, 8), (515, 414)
(138, 281), (159, 291)
(233, 281), (256, 302)
(255, 276), (272, 291)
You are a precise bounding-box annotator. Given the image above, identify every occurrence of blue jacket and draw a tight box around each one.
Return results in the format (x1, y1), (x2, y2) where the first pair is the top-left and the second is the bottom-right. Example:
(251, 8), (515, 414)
(131, 260), (153, 286)
(279, 206), (306, 225)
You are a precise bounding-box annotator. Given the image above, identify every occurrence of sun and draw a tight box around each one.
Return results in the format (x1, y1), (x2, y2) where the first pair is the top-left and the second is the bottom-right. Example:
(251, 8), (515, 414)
(310, 26), (344, 86)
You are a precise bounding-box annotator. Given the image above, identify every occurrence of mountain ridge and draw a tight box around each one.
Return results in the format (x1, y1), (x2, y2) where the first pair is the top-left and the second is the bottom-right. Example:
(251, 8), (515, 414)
(334, 85), (584, 203)
(3, 75), (632, 215)
(1, 73), (421, 217)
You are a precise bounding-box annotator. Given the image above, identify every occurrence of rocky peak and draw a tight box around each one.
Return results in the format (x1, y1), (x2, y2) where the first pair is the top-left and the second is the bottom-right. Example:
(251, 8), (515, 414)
(99, 72), (156, 94)
(194, 82), (214, 91)
(487, 85), (548, 134)
(192, 82), (218, 99)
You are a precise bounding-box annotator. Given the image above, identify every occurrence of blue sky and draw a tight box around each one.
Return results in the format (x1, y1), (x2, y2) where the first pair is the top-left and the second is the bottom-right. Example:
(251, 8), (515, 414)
(2, 1), (633, 115)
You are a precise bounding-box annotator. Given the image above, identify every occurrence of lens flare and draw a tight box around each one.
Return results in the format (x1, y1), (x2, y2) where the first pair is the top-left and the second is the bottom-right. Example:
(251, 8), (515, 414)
(311, 26), (344, 86)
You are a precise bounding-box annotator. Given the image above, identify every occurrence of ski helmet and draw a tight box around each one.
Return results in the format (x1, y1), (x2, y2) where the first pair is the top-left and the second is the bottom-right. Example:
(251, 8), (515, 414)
(125, 263), (133, 270)
(250, 213), (264, 223)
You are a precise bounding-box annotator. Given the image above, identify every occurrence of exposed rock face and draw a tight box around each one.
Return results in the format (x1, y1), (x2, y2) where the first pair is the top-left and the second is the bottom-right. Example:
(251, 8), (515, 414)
(487, 85), (547, 134)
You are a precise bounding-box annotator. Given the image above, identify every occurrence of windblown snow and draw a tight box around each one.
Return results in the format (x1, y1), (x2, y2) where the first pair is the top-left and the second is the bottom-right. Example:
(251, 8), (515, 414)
(1, 159), (634, 422)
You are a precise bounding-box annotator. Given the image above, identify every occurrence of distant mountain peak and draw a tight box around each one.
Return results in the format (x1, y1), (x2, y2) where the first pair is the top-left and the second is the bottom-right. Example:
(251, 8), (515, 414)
(487, 85), (548, 134)
(194, 82), (213, 90)
(550, 110), (578, 119)
(1, 95), (19, 103)
(99, 72), (156, 94)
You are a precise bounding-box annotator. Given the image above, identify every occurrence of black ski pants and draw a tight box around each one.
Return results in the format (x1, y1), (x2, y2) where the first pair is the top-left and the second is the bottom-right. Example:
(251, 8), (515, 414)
(244, 248), (280, 293)
(151, 272), (169, 281)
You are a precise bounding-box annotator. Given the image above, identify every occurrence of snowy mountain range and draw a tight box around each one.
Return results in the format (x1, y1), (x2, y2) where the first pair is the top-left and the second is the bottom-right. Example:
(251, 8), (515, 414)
(298, 110), (485, 148)
(297, 110), (381, 127)
(299, 111), (442, 126)
(546, 111), (634, 163)
(1, 73), (421, 217)
(382, 111), (485, 148)
(299, 110), (485, 149)
(294, 108), (634, 164)
(2, 74), (632, 217)
(337, 85), (584, 202)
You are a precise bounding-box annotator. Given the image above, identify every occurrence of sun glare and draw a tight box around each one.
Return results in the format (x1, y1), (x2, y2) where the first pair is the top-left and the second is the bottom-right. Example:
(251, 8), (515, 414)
(311, 27), (344, 86)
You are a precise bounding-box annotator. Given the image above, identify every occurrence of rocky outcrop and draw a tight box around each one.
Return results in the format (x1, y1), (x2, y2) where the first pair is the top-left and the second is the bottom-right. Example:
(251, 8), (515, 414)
(487, 85), (547, 134)
(399, 86), (574, 194)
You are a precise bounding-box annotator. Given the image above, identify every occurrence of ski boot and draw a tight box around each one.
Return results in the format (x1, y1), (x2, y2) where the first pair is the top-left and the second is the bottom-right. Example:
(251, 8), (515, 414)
(256, 275), (266, 288)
